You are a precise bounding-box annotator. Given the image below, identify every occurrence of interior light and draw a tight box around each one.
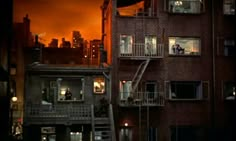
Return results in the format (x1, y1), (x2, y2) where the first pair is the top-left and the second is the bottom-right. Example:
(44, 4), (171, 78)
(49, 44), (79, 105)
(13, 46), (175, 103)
(61, 89), (66, 95)
(12, 96), (18, 102)
(124, 123), (128, 127)
(174, 1), (183, 6)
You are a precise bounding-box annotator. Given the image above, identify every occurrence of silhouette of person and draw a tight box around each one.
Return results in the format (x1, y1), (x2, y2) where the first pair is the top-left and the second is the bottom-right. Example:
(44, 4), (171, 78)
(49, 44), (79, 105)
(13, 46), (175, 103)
(65, 88), (72, 100)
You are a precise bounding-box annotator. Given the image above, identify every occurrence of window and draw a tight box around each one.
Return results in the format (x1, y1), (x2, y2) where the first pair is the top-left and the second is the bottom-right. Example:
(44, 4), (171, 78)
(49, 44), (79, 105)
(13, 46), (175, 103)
(10, 64), (17, 75)
(120, 35), (133, 54)
(148, 127), (158, 141)
(167, 81), (208, 100)
(169, 37), (200, 55)
(223, 0), (235, 15)
(224, 39), (235, 56)
(41, 127), (56, 141)
(119, 128), (132, 141)
(70, 132), (82, 141)
(55, 78), (84, 101)
(120, 80), (132, 100)
(224, 81), (236, 100)
(171, 126), (205, 141)
(145, 35), (157, 55)
(93, 77), (105, 94)
(41, 80), (56, 105)
(168, 0), (204, 14)
(145, 82), (157, 100)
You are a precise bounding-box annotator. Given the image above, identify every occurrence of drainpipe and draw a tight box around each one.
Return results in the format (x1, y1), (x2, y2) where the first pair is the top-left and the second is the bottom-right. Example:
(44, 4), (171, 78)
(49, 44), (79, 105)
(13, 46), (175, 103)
(211, 0), (216, 139)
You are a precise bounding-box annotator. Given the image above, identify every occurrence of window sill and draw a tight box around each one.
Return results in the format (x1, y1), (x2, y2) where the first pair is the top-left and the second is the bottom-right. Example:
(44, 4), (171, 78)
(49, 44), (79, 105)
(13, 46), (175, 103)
(57, 100), (84, 103)
(169, 54), (201, 57)
(167, 12), (204, 15)
(168, 99), (207, 102)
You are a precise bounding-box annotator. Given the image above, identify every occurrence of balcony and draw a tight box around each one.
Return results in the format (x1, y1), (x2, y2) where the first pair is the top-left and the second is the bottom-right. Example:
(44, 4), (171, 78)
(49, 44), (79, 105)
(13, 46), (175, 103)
(24, 104), (92, 125)
(119, 43), (164, 59)
(119, 92), (165, 107)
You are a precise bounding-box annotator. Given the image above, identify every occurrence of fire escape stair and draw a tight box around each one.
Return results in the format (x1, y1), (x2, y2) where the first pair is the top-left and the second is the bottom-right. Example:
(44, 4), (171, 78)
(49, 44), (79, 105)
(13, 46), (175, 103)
(131, 59), (150, 95)
(91, 104), (116, 141)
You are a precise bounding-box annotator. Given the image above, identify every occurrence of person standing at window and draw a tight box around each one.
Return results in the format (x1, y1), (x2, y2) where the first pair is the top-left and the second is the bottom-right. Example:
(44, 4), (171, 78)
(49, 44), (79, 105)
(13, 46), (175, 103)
(65, 88), (72, 100)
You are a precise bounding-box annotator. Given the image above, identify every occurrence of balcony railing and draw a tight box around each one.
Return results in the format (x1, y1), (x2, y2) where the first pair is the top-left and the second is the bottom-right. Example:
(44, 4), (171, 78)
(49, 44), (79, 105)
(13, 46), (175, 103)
(119, 92), (165, 107)
(119, 43), (164, 59)
(24, 104), (91, 124)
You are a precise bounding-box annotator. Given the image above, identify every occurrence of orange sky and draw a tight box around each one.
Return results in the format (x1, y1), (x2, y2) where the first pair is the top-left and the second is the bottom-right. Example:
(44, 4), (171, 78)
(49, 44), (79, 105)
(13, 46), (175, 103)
(14, 0), (103, 45)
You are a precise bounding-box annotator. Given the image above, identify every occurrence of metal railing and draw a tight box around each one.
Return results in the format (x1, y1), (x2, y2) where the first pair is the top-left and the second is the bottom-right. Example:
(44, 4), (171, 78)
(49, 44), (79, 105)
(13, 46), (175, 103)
(119, 43), (164, 58)
(25, 104), (91, 120)
(119, 92), (165, 107)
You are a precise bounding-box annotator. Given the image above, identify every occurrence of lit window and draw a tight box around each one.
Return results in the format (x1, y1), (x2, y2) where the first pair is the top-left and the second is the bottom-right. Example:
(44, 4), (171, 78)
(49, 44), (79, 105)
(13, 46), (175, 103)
(169, 37), (201, 55)
(71, 132), (82, 141)
(120, 35), (133, 55)
(223, 0), (235, 15)
(41, 78), (84, 103)
(168, 0), (204, 14)
(145, 35), (157, 55)
(41, 127), (56, 141)
(119, 128), (132, 141)
(120, 80), (132, 100)
(94, 77), (105, 94)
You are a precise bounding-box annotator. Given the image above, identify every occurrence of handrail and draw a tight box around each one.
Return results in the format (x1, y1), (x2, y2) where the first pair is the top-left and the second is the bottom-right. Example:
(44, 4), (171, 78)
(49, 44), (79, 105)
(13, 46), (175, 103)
(119, 43), (164, 58)
(109, 104), (116, 141)
(91, 104), (95, 141)
(25, 104), (92, 118)
(119, 92), (165, 106)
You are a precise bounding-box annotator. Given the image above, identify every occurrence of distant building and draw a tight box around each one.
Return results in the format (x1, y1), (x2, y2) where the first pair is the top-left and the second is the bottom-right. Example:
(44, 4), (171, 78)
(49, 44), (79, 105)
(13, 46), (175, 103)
(72, 31), (84, 48)
(89, 39), (101, 65)
(48, 38), (58, 48)
(90, 39), (100, 59)
(60, 38), (71, 48)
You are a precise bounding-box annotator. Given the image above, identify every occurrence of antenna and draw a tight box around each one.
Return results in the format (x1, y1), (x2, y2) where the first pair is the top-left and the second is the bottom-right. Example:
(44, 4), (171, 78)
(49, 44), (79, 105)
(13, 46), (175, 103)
(32, 32), (47, 42)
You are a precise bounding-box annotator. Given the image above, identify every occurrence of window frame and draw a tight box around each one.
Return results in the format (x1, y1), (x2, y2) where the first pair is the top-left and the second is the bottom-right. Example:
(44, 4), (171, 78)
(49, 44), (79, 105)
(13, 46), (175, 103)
(223, 81), (236, 100)
(223, 39), (236, 56)
(119, 80), (132, 100)
(166, 0), (205, 14)
(119, 34), (134, 55)
(168, 37), (201, 56)
(166, 81), (208, 100)
(223, 0), (235, 15)
(93, 76), (106, 94)
(145, 35), (157, 55)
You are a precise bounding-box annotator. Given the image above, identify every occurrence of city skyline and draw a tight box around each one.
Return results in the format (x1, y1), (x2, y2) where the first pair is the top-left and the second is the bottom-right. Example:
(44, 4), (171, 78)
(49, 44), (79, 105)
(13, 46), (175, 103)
(14, 0), (103, 45)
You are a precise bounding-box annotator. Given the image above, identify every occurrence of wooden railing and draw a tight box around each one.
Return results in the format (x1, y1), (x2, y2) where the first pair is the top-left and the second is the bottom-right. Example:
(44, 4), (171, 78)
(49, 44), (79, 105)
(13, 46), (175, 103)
(24, 104), (92, 123)
(119, 43), (164, 58)
(119, 92), (165, 107)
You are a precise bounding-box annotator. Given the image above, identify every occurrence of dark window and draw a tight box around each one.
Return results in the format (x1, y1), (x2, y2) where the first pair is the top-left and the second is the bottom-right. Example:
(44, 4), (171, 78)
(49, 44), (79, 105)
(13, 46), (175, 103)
(171, 126), (205, 141)
(224, 39), (236, 56)
(170, 81), (201, 99)
(224, 81), (236, 100)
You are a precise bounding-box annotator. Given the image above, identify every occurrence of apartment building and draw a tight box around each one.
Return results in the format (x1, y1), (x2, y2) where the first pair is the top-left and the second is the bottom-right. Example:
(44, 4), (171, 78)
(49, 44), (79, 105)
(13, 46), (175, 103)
(101, 0), (235, 141)
(21, 40), (116, 141)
